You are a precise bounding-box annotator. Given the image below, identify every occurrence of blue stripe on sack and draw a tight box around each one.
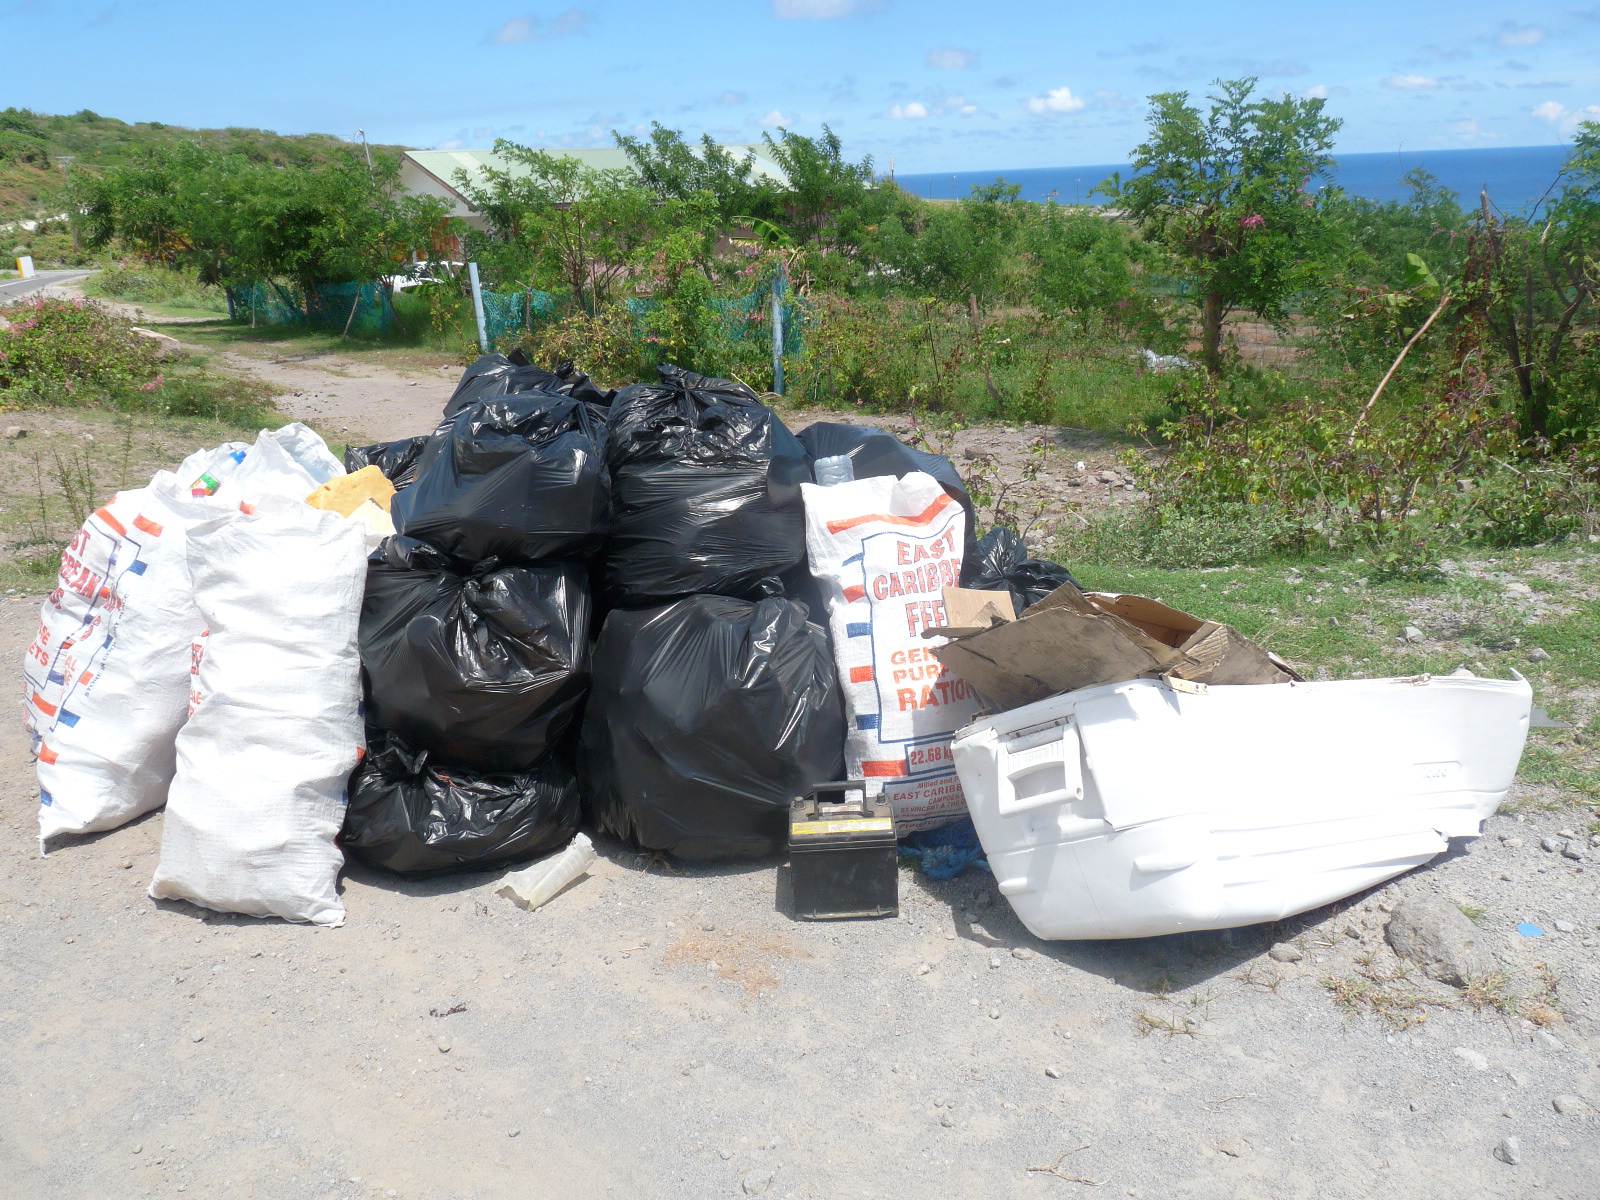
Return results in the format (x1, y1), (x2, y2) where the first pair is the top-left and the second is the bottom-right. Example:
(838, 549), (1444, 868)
(845, 622), (871, 638)
(855, 713), (879, 731)
(842, 552), (864, 567)
(127, 559), (148, 575)
(39, 789), (51, 807)
(46, 671), (65, 685)
(58, 710), (80, 727)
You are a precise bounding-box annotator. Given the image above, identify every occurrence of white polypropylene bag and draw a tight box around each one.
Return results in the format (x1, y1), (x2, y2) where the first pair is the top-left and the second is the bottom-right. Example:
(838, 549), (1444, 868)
(802, 471), (979, 832)
(212, 423), (343, 508)
(27, 473), (230, 842)
(25, 425), (346, 844)
(149, 498), (366, 926)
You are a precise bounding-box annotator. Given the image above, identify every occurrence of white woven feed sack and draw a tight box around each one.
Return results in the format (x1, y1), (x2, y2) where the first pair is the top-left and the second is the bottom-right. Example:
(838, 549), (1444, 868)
(211, 423), (344, 508)
(150, 499), (366, 926)
(803, 471), (979, 832)
(26, 470), (233, 842)
(25, 425), (347, 845)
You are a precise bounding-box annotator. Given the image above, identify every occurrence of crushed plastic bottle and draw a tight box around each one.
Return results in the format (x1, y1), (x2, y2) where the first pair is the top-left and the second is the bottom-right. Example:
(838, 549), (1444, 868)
(495, 833), (596, 911)
(812, 454), (855, 487)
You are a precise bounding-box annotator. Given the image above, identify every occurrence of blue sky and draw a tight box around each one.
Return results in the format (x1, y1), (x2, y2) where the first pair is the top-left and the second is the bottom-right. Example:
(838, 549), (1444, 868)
(5, 1), (1599, 170)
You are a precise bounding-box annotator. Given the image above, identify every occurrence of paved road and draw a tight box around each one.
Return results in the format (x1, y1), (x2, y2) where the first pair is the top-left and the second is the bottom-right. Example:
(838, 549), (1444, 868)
(0, 268), (95, 305)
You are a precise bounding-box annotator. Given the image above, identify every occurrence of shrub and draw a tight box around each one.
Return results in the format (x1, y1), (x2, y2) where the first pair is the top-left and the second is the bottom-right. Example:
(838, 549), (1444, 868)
(0, 296), (160, 400)
(83, 260), (228, 312)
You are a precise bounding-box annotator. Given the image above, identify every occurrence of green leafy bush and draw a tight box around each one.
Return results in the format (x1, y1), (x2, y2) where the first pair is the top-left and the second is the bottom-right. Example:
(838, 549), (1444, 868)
(83, 261), (228, 311)
(0, 296), (160, 400)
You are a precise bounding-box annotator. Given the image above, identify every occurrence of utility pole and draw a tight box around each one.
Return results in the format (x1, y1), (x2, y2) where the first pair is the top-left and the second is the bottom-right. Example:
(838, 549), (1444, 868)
(358, 128), (373, 177)
(770, 265), (786, 397)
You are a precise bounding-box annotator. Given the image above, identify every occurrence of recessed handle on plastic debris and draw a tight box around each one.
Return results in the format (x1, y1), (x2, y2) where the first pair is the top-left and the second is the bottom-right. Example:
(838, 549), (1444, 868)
(995, 722), (1084, 817)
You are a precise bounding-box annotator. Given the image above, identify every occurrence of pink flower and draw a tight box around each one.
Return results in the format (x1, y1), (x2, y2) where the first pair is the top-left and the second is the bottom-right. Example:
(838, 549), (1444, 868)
(1240, 214), (1266, 230)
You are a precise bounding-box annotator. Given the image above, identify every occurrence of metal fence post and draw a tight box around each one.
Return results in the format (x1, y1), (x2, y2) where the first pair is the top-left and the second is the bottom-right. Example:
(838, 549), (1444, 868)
(770, 268), (786, 396)
(468, 262), (489, 353)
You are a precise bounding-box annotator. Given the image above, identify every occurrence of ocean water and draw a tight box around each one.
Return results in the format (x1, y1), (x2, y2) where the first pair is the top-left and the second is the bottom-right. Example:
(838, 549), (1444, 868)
(894, 144), (1573, 214)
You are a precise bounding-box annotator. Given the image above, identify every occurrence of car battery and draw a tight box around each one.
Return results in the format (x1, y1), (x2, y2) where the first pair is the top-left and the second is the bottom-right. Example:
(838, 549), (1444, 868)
(788, 781), (899, 920)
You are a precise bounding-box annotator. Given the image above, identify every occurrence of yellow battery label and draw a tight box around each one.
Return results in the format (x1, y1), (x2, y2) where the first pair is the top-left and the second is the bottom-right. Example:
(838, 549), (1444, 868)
(791, 818), (893, 836)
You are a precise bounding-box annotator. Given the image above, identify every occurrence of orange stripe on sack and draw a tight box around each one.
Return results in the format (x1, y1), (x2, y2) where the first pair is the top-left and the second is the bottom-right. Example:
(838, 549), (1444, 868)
(38, 745), (58, 765)
(847, 665), (874, 683)
(841, 585), (866, 603)
(860, 759), (907, 777)
(29, 692), (57, 716)
(93, 507), (127, 537)
(78, 671), (93, 685)
(825, 490), (954, 535)
(132, 514), (164, 536)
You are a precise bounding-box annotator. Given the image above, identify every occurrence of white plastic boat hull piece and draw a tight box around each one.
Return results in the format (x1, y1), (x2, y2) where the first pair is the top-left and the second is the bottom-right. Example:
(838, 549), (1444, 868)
(950, 674), (1532, 940)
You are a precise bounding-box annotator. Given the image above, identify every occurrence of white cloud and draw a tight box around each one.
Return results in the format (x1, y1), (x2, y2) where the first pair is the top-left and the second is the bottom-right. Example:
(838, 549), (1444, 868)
(1532, 99), (1600, 131)
(887, 102), (928, 119)
(1451, 117), (1499, 142)
(926, 47), (976, 70)
(1026, 85), (1086, 114)
(1384, 73), (1439, 90)
(719, 90), (747, 105)
(759, 109), (791, 128)
(487, 9), (591, 44)
(944, 94), (978, 115)
(1497, 23), (1544, 48)
(771, 0), (880, 17)
(435, 138), (464, 151)
(1304, 84), (1329, 99)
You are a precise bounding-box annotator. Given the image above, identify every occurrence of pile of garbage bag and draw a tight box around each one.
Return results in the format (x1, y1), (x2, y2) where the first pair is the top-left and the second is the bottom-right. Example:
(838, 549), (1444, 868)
(21, 347), (1112, 929)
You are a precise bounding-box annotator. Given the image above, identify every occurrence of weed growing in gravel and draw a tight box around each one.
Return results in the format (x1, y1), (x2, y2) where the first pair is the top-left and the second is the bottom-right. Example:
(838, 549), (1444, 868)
(1456, 902), (1489, 924)
(1324, 959), (1452, 1029)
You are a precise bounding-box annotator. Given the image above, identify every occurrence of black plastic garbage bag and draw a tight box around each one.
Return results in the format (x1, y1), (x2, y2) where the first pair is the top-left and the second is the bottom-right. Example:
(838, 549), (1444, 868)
(579, 594), (845, 861)
(443, 351), (612, 422)
(360, 537), (591, 772)
(604, 365), (809, 607)
(391, 394), (609, 565)
(344, 435), (430, 490)
(795, 422), (975, 549)
(962, 526), (1080, 614)
(341, 729), (580, 877)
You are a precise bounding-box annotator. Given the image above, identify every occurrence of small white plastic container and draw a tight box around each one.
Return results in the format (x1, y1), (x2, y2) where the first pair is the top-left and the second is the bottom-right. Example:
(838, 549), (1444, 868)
(950, 674), (1532, 940)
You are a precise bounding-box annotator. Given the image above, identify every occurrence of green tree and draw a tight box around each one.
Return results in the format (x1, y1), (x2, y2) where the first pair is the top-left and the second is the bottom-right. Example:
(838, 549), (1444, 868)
(872, 181), (1023, 310)
(1101, 77), (1342, 372)
(759, 125), (874, 248)
(453, 140), (662, 311)
(612, 122), (779, 225)
(1472, 121), (1600, 440)
(1025, 202), (1149, 332)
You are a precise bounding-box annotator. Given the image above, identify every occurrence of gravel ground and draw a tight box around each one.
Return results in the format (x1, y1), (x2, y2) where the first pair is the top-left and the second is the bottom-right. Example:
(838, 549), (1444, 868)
(4, 306), (1595, 1197)
(2, 555), (1594, 1200)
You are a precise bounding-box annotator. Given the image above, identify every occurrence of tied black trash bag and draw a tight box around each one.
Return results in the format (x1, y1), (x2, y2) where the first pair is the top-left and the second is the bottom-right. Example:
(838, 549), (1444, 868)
(360, 537), (591, 772)
(604, 365), (809, 607)
(341, 729), (580, 877)
(963, 526), (1081, 615)
(580, 594), (845, 861)
(795, 421), (975, 551)
(391, 394), (609, 566)
(443, 351), (612, 422)
(344, 436), (430, 490)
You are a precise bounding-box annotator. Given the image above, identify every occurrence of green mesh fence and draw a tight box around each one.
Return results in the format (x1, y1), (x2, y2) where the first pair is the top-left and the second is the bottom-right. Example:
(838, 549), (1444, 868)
(623, 289), (809, 358)
(306, 281), (396, 337)
(480, 287), (558, 347)
(226, 279), (396, 337)
(226, 280), (303, 327)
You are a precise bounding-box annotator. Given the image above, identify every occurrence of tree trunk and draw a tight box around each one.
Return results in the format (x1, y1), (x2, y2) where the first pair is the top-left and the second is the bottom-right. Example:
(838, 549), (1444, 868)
(1201, 287), (1225, 374)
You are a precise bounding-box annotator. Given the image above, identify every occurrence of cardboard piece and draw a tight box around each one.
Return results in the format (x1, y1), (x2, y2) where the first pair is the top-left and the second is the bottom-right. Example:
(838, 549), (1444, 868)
(933, 587), (1015, 638)
(929, 582), (1299, 711)
(305, 464), (395, 519)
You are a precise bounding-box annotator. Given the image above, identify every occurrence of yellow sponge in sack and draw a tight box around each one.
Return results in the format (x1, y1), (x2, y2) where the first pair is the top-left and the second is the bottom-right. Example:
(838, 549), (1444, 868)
(305, 464), (395, 518)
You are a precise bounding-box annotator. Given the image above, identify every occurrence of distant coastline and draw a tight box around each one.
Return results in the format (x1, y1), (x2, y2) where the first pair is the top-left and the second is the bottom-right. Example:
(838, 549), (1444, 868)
(893, 144), (1574, 214)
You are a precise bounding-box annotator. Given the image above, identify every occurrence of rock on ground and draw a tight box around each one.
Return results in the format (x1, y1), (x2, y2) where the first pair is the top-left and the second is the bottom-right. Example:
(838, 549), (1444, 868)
(1385, 895), (1490, 986)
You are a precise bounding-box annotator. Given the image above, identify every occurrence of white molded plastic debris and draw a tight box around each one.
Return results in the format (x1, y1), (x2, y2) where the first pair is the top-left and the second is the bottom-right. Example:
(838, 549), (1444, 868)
(497, 833), (596, 911)
(950, 674), (1531, 940)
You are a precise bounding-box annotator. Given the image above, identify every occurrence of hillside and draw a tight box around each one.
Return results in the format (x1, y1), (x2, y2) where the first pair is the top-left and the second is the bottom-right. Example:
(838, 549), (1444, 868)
(0, 107), (405, 226)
